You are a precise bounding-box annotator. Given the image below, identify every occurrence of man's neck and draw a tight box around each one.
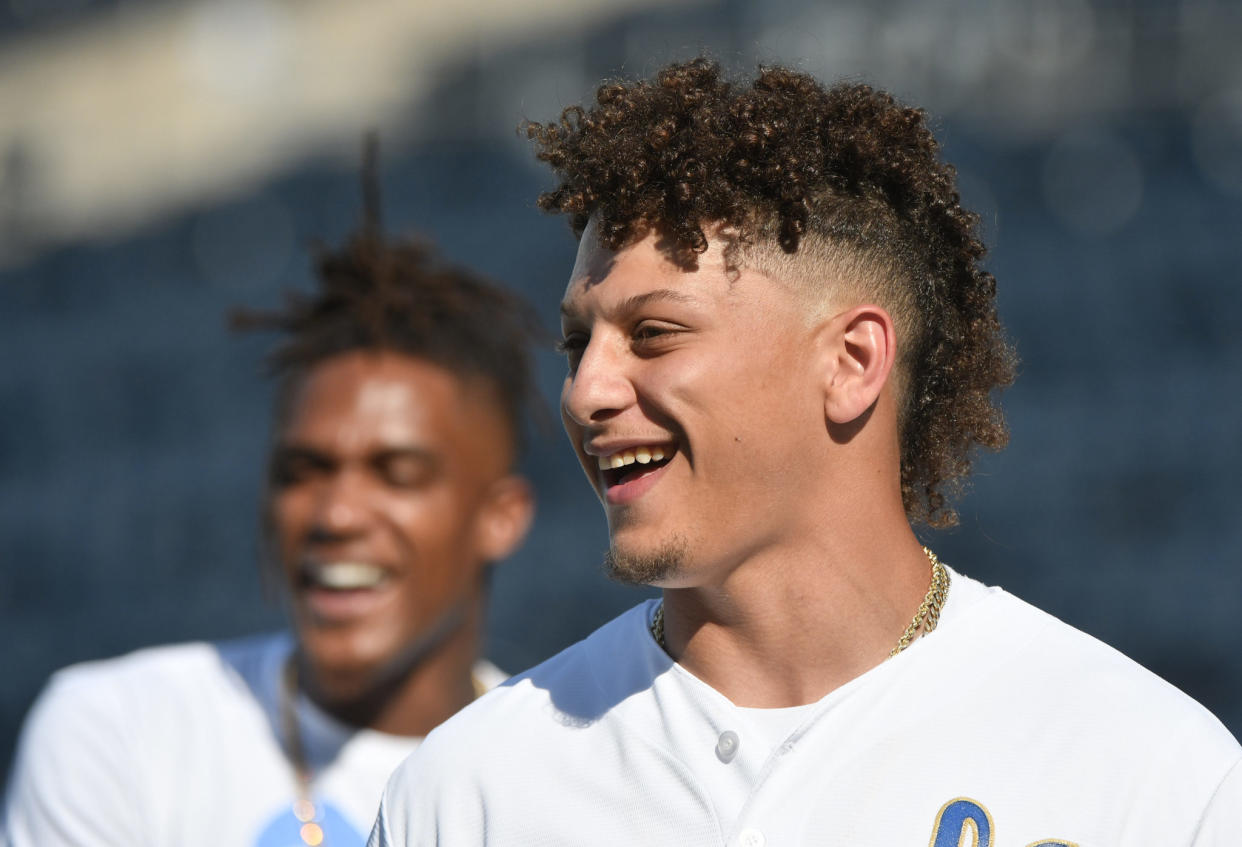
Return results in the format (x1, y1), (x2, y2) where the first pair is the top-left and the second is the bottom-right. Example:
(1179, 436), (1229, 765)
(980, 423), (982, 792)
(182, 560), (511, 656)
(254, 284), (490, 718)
(660, 526), (935, 708)
(297, 631), (482, 738)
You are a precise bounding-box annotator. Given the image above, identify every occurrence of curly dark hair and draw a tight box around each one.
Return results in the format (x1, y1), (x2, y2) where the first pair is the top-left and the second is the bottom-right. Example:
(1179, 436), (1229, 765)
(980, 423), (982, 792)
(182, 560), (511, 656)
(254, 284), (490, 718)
(233, 150), (544, 457)
(527, 58), (1016, 527)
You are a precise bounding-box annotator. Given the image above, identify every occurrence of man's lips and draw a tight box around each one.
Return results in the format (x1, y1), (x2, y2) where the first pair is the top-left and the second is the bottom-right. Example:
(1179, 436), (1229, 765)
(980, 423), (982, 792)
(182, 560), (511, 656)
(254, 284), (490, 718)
(589, 443), (677, 504)
(300, 560), (389, 590)
(594, 444), (670, 471)
(295, 560), (395, 623)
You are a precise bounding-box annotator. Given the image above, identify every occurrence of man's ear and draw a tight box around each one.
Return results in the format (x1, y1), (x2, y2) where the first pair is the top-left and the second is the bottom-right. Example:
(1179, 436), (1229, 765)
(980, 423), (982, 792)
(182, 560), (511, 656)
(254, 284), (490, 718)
(819, 304), (897, 425)
(474, 475), (535, 563)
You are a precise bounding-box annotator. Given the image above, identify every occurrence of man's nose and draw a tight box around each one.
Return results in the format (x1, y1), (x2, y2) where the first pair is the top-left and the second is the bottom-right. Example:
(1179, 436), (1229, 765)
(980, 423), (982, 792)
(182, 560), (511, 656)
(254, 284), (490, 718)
(308, 468), (371, 540)
(561, 335), (637, 427)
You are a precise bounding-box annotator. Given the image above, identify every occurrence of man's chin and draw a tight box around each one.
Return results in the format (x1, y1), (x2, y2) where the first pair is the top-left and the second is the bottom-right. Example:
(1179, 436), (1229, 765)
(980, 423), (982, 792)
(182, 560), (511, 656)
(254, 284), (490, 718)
(295, 630), (386, 696)
(604, 536), (688, 586)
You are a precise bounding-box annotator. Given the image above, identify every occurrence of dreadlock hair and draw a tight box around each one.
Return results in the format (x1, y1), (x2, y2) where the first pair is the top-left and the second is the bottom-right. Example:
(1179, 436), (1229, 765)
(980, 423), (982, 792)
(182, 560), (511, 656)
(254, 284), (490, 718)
(526, 57), (1017, 527)
(233, 145), (544, 459)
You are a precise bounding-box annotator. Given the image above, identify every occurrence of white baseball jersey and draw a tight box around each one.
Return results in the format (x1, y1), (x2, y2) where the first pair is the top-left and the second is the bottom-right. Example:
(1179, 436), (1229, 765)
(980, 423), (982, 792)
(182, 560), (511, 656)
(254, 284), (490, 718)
(2, 633), (505, 847)
(371, 570), (1242, 846)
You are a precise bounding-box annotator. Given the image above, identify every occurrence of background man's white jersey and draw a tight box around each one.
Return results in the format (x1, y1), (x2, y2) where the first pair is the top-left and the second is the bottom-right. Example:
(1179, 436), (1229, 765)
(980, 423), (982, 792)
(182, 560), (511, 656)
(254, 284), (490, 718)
(4, 634), (505, 847)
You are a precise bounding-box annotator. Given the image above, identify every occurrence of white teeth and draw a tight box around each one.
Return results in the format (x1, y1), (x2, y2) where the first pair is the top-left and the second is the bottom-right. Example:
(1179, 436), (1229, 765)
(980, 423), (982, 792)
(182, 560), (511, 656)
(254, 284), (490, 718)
(309, 562), (387, 590)
(595, 446), (671, 470)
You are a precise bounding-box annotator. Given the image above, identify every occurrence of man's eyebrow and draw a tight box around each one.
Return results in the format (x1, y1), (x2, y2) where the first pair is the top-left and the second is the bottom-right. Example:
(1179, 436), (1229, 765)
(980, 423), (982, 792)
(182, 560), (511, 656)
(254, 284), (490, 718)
(560, 288), (697, 319)
(370, 446), (439, 465)
(617, 289), (698, 312)
(269, 443), (335, 473)
(272, 443), (437, 463)
(272, 442), (328, 458)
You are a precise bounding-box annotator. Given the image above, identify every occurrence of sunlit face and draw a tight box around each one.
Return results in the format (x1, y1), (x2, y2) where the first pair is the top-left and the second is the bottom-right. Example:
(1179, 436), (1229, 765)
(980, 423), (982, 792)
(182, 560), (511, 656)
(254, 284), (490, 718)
(558, 225), (829, 588)
(268, 351), (524, 696)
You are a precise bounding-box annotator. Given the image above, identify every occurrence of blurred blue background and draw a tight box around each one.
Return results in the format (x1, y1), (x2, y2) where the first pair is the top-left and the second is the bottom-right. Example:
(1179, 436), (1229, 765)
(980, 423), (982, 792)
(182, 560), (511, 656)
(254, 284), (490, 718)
(2, 0), (1240, 779)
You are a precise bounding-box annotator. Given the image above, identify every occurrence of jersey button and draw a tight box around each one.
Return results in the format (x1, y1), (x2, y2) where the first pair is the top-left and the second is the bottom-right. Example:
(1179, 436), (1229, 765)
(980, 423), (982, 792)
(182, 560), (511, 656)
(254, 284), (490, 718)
(737, 827), (765, 847)
(715, 730), (739, 763)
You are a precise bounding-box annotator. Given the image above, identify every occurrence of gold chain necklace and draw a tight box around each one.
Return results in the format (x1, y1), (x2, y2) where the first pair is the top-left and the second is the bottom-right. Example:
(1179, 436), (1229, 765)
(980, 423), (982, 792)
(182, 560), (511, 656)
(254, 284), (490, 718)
(279, 656), (491, 846)
(887, 547), (949, 656)
(280, 658), (326, 847)
(648, 547), (949, 658)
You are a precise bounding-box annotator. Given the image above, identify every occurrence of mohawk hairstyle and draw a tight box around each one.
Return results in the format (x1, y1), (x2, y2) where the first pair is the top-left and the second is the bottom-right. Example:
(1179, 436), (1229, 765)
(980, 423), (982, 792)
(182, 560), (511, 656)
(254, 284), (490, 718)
(233, 141), (544, 455)
(526, 57), (1017, 527)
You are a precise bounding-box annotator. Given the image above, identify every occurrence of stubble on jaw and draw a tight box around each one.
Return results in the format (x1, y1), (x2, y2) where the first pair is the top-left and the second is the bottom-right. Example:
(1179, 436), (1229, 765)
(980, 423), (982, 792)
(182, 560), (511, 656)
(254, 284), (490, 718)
(604, 536), (689, 586)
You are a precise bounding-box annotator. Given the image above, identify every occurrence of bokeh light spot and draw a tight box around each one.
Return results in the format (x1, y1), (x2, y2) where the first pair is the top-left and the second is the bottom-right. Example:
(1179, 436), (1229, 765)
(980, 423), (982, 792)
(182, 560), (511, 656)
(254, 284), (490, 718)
(293, 798), (315, 823)
(299, 821), (324, 846)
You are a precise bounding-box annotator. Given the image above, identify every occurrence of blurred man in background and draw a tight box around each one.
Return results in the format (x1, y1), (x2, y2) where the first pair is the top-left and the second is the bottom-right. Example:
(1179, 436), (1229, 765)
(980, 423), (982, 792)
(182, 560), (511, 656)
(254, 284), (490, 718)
(3, 189), (540, 846)
(371, 58), (1241, 846)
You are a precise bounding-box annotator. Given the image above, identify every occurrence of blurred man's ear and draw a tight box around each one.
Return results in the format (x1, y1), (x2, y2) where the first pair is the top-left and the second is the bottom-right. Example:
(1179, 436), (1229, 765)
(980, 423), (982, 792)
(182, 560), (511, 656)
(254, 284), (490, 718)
(474, 475), (535, 563)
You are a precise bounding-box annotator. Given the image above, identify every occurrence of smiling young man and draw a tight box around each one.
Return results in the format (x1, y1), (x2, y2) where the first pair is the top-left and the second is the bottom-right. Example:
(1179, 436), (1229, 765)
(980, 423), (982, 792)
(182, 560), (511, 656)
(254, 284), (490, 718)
(370, 60), (1242, 846)
(3, 213), (538, 846)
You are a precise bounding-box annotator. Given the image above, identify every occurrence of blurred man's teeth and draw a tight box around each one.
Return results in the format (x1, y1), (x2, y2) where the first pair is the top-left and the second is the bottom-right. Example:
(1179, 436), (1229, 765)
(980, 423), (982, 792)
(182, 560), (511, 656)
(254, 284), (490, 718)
(596, 446), (669, 470)
(311, 562), (386, 590)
